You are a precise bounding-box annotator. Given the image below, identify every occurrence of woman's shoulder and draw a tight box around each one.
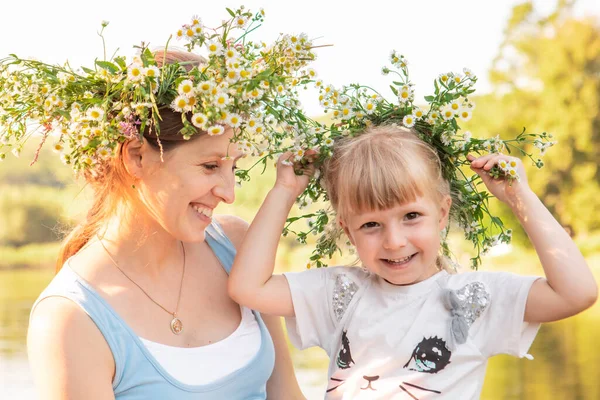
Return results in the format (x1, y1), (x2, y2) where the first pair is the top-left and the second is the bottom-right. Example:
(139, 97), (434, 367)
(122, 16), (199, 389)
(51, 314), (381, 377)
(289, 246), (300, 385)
(214, 214), (248, 248)
(28, 294), (115, 394)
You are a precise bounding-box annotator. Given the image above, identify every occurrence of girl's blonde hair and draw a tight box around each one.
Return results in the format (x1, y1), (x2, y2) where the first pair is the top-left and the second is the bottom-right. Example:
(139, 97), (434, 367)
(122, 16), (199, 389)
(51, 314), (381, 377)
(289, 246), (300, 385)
(321, 124), (455, 271)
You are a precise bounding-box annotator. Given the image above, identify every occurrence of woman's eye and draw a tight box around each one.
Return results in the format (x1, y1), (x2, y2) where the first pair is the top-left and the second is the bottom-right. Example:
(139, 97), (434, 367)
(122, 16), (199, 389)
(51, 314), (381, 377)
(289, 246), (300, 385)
(202, 164), (219, 171)
(361, 221), (379, 229)
(406, 212), (420, 220)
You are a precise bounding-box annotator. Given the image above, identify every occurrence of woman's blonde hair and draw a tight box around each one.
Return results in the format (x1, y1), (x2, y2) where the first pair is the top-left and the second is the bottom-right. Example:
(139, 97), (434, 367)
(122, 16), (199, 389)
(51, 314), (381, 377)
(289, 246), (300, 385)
(321, 124), (455, 271)
(55, 50), (206, 272)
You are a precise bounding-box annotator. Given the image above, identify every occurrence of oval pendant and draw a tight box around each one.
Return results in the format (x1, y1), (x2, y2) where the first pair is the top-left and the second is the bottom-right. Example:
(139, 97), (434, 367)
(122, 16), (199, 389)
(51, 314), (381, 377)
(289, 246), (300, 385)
(170, 317), (183, 335)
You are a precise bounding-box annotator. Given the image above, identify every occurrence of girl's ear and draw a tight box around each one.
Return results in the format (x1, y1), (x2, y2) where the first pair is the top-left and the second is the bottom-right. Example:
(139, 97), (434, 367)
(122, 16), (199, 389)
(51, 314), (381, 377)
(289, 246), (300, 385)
(339, 219), (356, 246)
(122, 139), (144, 180)
(438, 195), (452, 231)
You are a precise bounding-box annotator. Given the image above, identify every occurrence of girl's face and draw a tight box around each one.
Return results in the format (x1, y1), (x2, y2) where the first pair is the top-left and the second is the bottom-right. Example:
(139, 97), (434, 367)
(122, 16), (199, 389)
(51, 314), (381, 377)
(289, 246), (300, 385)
(134, 129), (244, 242)
(341, 194), (451, 285)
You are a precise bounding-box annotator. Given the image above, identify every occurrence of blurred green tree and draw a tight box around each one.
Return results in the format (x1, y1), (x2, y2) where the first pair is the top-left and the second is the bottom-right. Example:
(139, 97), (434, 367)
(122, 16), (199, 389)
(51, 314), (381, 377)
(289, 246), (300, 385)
(464, 0), (600, 243)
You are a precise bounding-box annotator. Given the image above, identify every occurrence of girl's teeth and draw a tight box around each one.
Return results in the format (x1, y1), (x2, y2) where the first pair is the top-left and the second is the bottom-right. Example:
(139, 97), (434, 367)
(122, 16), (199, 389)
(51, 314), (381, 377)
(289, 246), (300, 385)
(388, 255), (412, 263)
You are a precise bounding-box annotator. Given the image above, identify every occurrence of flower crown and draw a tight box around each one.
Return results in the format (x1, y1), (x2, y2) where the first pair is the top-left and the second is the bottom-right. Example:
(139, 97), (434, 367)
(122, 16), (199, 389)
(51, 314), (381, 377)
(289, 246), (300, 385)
(283, 51), (556, 269)
(0, 7), (316, 172)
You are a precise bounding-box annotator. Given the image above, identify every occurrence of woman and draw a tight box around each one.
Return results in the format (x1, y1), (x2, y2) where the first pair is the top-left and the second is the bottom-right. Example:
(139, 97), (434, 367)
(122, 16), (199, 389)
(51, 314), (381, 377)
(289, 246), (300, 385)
(22, 22), (310, 398)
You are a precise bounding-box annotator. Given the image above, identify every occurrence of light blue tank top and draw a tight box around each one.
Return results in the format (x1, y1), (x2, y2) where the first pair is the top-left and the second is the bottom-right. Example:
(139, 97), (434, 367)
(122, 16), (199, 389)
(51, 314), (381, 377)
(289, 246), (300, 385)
(32, 222), (275, 399)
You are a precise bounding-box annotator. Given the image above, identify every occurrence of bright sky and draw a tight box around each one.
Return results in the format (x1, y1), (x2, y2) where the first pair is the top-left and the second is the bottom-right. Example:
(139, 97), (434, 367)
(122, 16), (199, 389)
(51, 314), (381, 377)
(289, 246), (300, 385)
(1, 0), (599, 115)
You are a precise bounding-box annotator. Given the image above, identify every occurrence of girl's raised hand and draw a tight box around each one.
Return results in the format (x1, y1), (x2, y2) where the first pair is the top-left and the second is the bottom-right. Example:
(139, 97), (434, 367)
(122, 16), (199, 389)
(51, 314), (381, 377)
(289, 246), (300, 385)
(274, 151), (317, 199)
(467, 153), (532, 206)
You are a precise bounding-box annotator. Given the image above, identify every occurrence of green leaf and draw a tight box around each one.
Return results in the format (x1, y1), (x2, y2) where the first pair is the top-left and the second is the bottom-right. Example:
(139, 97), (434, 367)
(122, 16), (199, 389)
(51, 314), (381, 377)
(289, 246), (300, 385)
(114, 56), (127, 69)
(95, 61), (118, 74)
(389, 85), (399, 96)
(424, 95), (434, 102)
(226, 7), (236, 17)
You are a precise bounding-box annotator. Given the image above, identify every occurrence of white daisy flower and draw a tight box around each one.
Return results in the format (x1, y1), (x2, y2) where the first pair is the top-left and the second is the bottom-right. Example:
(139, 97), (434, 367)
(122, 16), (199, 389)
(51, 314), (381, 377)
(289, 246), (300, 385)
(191, 112), (208, 129)
(227, 113), (242, 128)
(52, 142), (64, 153)
(364, 100), (376, 114)
(144, 66), (160, 79)
(127, 63), (144, 82)
(413, 107), (424, 119)
(498, 159), (509, 170)
(449, 100), (461, 112)
(206, 40), (223, 55)
(294, 147), (305, 161)
(224, 48), (238, 60)
(177, 80), (195, 97)
(171, 95), (190, 112)
(441, 106), (454, 120)
(86, 106), (104, 121)
(507, 167), (519, 180)
(213, 92), (230, 107)
(234, 16), (248, 28)
(197, 81), (214, 93)
(225, 69), (240, 83)
(96, 147), (112, 160)
(458, 109), (472, 121)
(402, 114), (416, 128)
(207, 125), (225, 136)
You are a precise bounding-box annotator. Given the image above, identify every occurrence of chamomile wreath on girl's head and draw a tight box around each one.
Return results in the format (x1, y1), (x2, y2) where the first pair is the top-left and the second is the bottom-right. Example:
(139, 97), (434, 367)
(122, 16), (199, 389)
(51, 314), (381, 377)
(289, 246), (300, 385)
(0, 6), (319, 175)
(284, 51), (557, 270)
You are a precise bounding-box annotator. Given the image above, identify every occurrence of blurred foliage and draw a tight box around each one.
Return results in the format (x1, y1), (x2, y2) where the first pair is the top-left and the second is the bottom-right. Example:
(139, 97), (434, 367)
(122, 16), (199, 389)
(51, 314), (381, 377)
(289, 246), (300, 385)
(0, 141), (89, 248)
(463, 0), (600, 246)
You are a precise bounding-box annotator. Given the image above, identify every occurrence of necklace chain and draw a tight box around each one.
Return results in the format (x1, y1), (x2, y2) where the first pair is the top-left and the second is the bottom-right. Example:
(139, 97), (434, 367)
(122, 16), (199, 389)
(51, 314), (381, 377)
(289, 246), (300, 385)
(97, 236), (186, 333)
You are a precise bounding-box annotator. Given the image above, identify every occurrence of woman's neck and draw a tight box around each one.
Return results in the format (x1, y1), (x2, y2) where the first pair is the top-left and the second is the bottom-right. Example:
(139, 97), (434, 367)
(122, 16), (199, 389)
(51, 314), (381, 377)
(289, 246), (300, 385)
(97, 208), (183, 277)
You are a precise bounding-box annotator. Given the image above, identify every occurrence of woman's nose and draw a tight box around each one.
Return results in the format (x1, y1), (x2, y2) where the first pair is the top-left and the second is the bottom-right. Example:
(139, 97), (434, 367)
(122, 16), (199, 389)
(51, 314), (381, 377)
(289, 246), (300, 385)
(213, 170), (236, 204)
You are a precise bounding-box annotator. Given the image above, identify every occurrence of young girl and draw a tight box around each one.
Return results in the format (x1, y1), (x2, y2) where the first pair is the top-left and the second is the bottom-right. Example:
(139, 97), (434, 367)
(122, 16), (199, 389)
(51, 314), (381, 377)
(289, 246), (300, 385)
(228, 125), (597, 399)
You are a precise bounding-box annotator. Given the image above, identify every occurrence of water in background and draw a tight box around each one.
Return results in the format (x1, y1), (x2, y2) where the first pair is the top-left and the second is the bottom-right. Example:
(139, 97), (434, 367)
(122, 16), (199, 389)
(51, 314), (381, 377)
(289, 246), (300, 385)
(2, 267), (599, 399)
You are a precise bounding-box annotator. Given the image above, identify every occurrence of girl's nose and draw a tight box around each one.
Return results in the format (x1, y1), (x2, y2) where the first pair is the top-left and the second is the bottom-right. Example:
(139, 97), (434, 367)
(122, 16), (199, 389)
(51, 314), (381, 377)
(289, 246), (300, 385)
(383, 225), (408, 250)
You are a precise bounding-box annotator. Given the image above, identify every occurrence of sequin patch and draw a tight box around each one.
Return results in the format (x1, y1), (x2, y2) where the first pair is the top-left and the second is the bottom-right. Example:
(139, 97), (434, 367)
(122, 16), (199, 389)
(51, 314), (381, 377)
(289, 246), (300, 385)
(332, 274), (359, 322)
(453, 281), (490, 327)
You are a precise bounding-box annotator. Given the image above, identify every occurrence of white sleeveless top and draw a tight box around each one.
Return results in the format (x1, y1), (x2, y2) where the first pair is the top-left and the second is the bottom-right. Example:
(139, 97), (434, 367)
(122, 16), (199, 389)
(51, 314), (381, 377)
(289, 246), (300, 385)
(139, 306), (262, 385)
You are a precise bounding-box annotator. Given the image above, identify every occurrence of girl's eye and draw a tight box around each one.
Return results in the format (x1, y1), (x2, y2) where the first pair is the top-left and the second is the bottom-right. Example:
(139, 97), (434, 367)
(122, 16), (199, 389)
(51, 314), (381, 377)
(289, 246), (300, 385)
(361, 221), (379, 229)
(406, 212), (420, 220)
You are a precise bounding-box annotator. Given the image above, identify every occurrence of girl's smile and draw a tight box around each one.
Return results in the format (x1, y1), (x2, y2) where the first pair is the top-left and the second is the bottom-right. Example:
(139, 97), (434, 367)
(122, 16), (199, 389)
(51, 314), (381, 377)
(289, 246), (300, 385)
(341, 194), (451, 286)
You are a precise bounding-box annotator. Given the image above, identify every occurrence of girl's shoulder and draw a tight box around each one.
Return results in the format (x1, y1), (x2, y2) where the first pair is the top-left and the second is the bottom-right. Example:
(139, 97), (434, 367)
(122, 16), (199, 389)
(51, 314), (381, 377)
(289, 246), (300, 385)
(446, 269), (524, 287)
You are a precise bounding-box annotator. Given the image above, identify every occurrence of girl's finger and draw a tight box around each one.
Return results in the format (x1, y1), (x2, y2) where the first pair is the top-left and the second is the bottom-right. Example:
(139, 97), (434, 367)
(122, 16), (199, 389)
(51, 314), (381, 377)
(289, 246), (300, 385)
(469, 153), (496, 169)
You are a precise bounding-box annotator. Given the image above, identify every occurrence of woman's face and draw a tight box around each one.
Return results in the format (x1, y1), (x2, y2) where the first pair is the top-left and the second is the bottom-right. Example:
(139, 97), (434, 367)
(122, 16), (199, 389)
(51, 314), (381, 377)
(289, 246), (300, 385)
(135, 128), (244, 242)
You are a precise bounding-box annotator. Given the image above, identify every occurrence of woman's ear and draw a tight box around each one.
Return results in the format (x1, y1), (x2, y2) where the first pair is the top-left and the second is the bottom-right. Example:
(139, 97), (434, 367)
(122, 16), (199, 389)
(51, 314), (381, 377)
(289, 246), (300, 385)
(122, 139), (144, 180)
(438, 195), (452, 231)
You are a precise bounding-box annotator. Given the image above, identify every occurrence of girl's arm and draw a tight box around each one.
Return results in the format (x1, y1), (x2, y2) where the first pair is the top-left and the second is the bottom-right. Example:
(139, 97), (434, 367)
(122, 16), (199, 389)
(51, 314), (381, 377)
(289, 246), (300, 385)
(228, 154), (313, 317)
(469, 154), (598, 323)
(217, 215), (305, 399)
